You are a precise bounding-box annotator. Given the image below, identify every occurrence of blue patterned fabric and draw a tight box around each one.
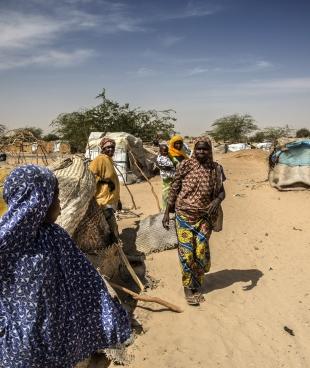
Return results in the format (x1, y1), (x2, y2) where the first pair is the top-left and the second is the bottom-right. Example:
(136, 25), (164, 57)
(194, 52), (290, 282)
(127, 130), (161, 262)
(0, 165), (131, 368)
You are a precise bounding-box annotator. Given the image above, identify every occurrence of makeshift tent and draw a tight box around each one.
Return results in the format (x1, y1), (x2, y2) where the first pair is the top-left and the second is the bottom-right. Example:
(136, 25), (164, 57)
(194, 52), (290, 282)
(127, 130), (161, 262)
(85, 132), (156, 183)
(269, 140), (310, 191)
(0, 129), (70, 164)
(53, 142), (61, 152)
(255, 142), (272, 151)
(0, 129), (50, 165)
(227, 143), (251, 152)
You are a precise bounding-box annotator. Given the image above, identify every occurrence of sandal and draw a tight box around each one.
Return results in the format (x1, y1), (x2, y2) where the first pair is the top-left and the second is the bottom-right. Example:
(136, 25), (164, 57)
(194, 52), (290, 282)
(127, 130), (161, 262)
(184, 288), (200, 306)
(193, 291), (205, 303)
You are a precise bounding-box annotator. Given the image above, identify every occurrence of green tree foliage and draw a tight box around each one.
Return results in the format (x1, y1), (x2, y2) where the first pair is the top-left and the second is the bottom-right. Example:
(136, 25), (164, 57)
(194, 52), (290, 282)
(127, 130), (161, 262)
(210, 114), (257, 143)
(262, 127), (288, 141)
(249, 131), (266, 143)
(25, 126), (43, 138)
(296, 128), (310, 138)
(250, 127), (289, 143)
(43, 133), (60, 141)
(52, 89), (176, 152)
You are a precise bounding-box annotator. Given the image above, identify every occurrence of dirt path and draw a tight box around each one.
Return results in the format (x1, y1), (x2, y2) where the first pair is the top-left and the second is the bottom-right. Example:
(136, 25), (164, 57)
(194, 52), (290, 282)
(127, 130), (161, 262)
(118, 150), (310, 368)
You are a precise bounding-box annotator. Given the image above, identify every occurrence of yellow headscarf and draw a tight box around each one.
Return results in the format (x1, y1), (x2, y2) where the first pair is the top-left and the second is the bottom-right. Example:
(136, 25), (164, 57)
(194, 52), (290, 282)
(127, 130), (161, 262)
(168, 135), (189, 159)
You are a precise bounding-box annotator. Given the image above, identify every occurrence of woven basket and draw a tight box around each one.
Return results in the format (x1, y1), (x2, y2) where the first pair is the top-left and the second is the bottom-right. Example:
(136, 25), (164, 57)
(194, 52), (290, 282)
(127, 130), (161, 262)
(85, 244), (121, 280)
(72, 198), (111, 252)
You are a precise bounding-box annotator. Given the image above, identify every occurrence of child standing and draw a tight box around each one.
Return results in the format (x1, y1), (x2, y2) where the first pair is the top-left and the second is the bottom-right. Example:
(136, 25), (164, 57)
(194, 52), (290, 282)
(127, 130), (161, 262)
(156, 143), (176, 210)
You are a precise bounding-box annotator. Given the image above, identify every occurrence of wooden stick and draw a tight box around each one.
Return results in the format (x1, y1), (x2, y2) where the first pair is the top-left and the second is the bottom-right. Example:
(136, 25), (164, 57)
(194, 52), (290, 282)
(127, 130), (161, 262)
(128, 149), (161, 212)
(39, 144), (50, 166)
(117, 210), (141, 219)
(116, 242), (145, 291)
(109, 281), (183, 313)
(113, 163), (137, 210)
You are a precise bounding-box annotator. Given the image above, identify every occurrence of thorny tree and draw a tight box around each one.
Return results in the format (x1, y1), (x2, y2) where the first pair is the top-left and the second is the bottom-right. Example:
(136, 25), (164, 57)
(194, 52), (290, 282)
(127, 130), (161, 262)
(52, 89), (176, 152)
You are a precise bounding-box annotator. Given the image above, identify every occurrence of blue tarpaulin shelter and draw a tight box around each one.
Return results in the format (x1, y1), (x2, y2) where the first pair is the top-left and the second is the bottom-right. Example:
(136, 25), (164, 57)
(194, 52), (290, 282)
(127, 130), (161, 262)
(269, 140), (310, 190)
(271, 140), (310, 167)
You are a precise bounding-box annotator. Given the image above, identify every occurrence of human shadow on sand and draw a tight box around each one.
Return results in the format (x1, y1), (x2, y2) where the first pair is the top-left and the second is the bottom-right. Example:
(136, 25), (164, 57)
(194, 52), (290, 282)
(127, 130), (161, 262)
(201, 268), (264, 294)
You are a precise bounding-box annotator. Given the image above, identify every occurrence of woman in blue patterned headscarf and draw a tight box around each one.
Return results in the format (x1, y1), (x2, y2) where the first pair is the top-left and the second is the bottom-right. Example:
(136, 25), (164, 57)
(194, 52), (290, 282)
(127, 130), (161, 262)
(0, 165), (131, 368)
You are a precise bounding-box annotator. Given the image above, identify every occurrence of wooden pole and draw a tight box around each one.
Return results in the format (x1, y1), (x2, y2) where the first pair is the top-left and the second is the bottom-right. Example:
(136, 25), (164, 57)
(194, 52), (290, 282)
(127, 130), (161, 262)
(109, 281), (183, 313)
(35, 142), (39, 165)
(128, 149), (160, 212)
(113, 163), (137, 210)
(116, 242), (145, 291)
(39, 144), (50, 166)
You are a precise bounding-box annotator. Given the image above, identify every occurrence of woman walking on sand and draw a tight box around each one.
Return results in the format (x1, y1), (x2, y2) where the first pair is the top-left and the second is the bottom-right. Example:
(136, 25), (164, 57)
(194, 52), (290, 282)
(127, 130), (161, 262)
(0, 165), (131, 368)
(162, 136), (226, 306)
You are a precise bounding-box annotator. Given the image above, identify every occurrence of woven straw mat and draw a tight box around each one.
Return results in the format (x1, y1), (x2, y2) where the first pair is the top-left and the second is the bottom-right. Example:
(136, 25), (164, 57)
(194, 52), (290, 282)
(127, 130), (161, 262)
(49, 156), (96, 236)
(135, 213), (178, 255)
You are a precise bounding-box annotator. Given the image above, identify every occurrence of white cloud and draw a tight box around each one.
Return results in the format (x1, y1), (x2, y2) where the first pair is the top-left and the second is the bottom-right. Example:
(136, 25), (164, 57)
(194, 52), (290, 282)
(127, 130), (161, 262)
(0, 5), (103, 49)
(187, 67), (208, 76)
(245, 77), (310, 91)
(0, 1), (145, 70)
(0, 49), (94, 70)
(32, 49), (94, 66)
(162, 1), (221, 20)
(130, 67), (158, 78)
(141, 49), (211, 67)
(0, 12), (62, 49)
(196, 77), (310, 99)
(212, 59), (274, 73)
(255, 60), (273, 69)
(161, 35), (184, 48)
(176, 57), (210, 64)
(0, 7), (99, 71)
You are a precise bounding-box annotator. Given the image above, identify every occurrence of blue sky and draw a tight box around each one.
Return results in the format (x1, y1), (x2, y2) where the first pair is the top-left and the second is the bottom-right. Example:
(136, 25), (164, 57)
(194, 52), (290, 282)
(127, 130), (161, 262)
(0, 0), (310, 135)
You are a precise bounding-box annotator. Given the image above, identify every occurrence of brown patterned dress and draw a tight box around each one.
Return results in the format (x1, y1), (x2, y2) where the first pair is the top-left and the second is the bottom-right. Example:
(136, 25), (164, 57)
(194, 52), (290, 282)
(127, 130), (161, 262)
(168, 154), (225, 289)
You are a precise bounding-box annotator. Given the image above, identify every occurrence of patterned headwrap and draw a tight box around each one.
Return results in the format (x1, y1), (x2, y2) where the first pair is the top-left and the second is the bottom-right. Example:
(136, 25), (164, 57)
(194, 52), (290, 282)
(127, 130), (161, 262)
(192, 135), (214, 165)
(168, 135), (189, 159)
(2, 165), (56, 249)
(0, 165), (130, 367)
(100, 137), (116, 151)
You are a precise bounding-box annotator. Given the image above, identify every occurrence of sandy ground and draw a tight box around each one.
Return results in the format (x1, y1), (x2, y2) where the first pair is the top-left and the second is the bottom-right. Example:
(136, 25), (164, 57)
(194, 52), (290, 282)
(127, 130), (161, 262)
(1, 151), (309, 368)
(116, 150), (310, 368)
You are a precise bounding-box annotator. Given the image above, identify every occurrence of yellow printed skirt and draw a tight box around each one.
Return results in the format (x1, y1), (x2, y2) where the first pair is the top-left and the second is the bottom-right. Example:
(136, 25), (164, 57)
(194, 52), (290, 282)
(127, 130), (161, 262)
(176, 214), (212, 289)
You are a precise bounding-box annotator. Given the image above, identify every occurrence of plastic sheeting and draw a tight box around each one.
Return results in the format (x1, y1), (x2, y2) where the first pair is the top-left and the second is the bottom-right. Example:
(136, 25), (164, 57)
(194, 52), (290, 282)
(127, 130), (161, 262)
(228, 143), (251, 152)
(272, 140), (310, 167)
(85, 131), (157, 183)
(256, 142), (272, 150)
(269, 140), (310, 190)
(269, 164), (310, 191)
